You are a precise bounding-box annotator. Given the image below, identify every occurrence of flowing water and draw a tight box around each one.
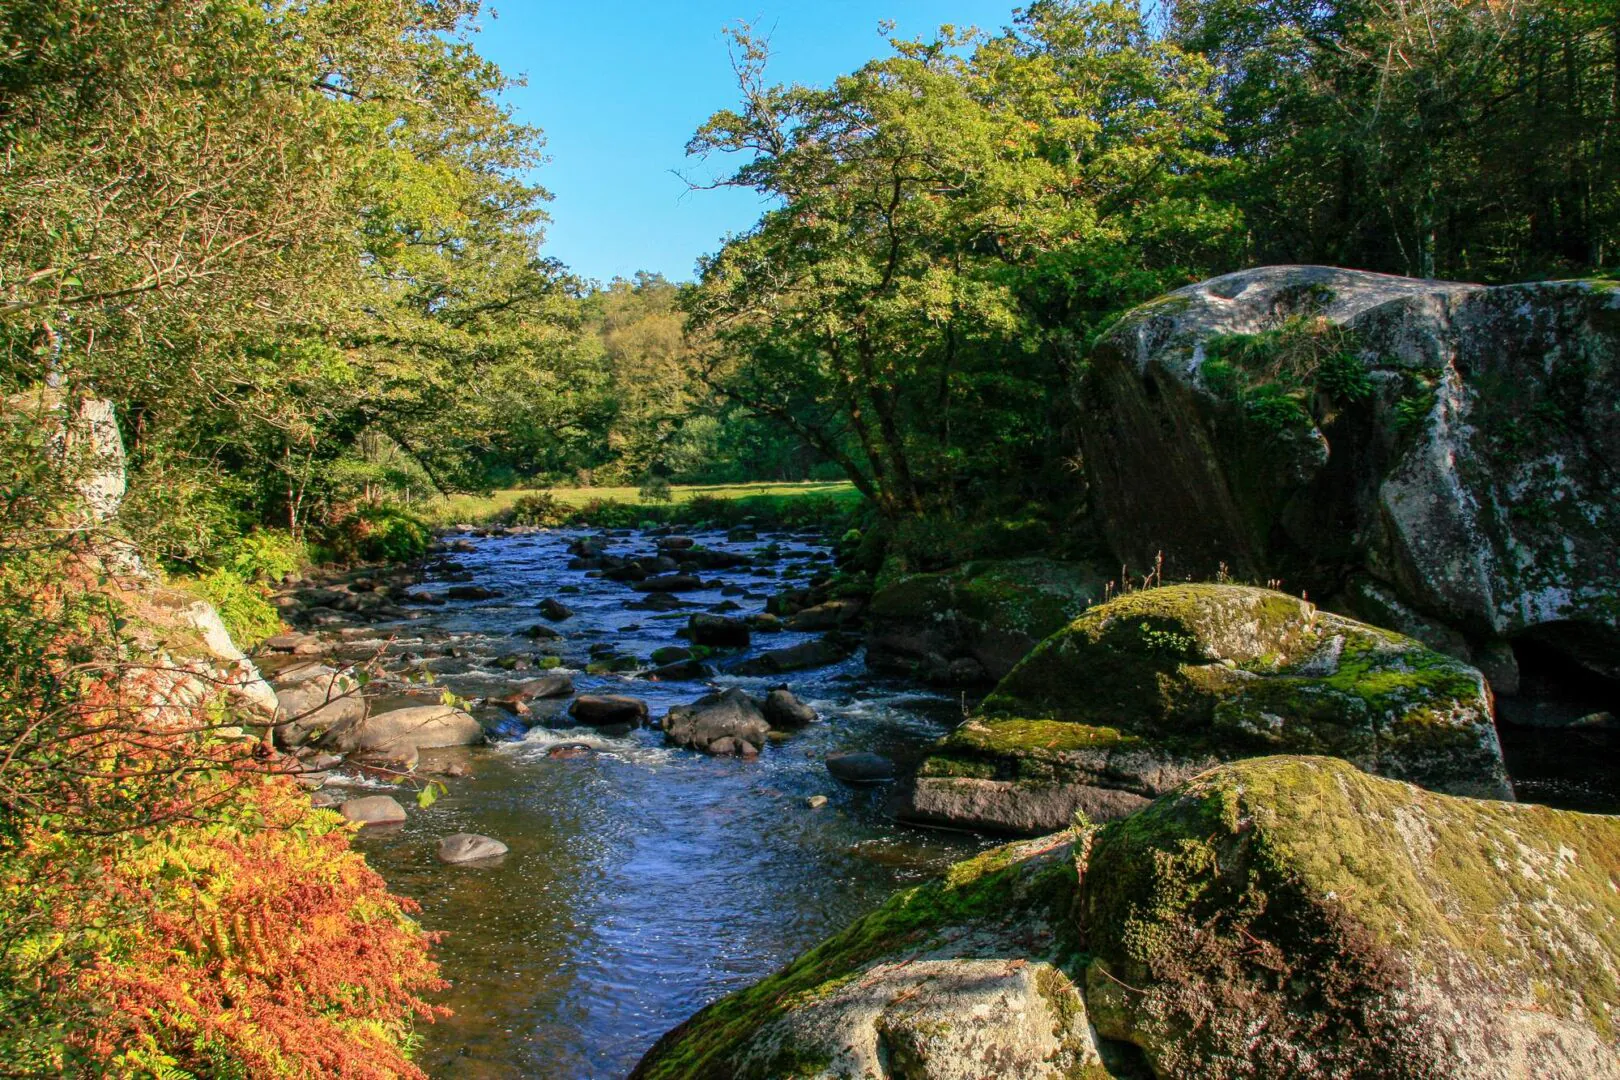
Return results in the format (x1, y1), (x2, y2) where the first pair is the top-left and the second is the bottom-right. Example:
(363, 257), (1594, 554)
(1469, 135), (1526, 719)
(337, 527), (990, 1078)
(325, 525), (1620, 1079)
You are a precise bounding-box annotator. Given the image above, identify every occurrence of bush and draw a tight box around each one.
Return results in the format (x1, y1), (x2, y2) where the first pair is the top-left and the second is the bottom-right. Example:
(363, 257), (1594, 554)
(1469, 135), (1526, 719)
(326, 505), (433, 563)
(194, 568), (283, 649)
(218, 529), (307, 583)
(507, 491), (568, 527)
(566, 498), (645, 529)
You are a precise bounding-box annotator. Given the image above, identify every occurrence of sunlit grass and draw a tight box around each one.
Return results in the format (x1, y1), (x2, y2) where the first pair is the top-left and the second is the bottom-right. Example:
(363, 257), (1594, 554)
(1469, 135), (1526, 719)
(421, 480), (860, 526)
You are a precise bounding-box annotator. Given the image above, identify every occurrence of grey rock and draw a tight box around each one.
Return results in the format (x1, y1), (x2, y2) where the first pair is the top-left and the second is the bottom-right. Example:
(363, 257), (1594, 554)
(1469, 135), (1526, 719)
(762, 688), (817, 729)
(826, 752), (895, 785)
(339, 795), (406, 826)
(663, 688), (771, 755)
(569, 694), (649, 727)
(436, 833), (508, 864)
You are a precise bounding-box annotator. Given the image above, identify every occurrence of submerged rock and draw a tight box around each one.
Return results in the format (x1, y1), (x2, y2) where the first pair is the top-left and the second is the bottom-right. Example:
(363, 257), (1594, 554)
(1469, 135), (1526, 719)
(688, 613), (750, 648)
(762, 687), (817, 729)
(731, 638), (854, 676)
(1081, 265), (1620, 681)
(634, 756), (1620, 1080)
(569, 695), (649, 728)
(437, 833), (508, 864)
(825, 752), (895, 785)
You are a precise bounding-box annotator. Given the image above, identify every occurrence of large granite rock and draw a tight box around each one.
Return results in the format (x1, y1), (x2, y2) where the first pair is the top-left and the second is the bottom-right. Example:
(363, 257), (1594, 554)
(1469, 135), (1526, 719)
(635, 757), (1620, 1080)
(867, 558), (1109, 685)
(273, 665), (365, 748)
(1080, 265), (1620, 680)
(903, 584), (1511, 834)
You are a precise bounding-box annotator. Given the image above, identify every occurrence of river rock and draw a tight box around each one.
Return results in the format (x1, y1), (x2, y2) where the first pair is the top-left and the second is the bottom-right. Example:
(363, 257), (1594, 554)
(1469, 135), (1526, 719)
(762, 687), (817, 729)
(646, 659), (713, 681)
(436, 833), (508, 864)
(636, 757), (1620, 1080)
(649, 646), (692, 665)
(730, 637), (854, 676)
(825, 751), (895, 785)
(866, 558), (1108, 684)
(446, 584), (502, 601)
(273, 667), (365, 749)
(262, 632), (324, 655)
(321, 704), (483, 754)
(537, 598), (574, 621)
(657, 535), (696, 551)
(512, 674), (573, 701)
(1081, 265), (1620, 681)
(989, 584), (1509, 796)
(524, 623), (563, 640)
(662, 688), (770, 755)
(688, 613), (750, 648)
(339, 795), (406, 827)
(905, 584), (1511, 834)
(569, 694), (649, 727)
(786, 598), (865, 632)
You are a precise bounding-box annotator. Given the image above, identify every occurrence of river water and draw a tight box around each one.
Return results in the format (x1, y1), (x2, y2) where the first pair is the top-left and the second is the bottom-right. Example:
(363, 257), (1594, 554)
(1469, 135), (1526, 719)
(339, 527), (989, 1078)
(329, 525), (1619, 1079)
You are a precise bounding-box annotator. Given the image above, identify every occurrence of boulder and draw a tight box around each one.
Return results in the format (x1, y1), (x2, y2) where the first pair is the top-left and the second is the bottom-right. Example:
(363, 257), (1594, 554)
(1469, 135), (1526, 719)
(825, 751), (895, 785)
(630, 832), (1107, 1080)
(339, 795), (407, 827)
(512, 674), (573, 701)
(1081, 265), (1620, 680)
(762, 687), (817, 729)
(569, 694), (649, 728)
(730, 638), (854, 676)
(638, 757), (1620, 1080)
(273, 667), (365, 748)
(436, 833), (508, 864)
(662, 688), (771, 755)
(688, 613), (750, 649)
(262, 632), (324, 655)
(322, 704), (483, 754)
(867, 558), (1108, 684)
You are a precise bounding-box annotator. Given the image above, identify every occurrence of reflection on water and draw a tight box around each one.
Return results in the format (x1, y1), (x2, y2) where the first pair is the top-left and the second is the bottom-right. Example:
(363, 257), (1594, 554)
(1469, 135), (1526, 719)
(348, 528), (987, 1078)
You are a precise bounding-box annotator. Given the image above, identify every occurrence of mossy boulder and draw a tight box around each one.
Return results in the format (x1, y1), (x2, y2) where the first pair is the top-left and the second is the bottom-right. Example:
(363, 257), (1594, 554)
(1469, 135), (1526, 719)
(630, 831), (1125, 1080)
(1081, 265), (1620, 682)
(638, 756), (1620, 1079)
(904, 584), (1510, 834)
(867, 558), (1110, 685)
(1082, 756), (1620, 1078)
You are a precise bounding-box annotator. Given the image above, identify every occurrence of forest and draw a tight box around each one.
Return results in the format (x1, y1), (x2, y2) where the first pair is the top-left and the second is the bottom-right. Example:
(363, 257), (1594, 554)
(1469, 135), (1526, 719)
(3, 0), (1619, 1075)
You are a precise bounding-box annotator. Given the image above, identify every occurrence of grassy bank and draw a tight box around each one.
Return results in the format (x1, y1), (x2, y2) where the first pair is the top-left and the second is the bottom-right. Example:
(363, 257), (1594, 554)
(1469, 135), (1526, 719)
(422, 481), (863, 529)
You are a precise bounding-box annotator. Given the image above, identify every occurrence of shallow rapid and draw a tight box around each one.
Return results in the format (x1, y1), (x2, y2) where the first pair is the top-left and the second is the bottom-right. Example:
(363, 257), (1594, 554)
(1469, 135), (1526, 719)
(335, 527), (987, 1078)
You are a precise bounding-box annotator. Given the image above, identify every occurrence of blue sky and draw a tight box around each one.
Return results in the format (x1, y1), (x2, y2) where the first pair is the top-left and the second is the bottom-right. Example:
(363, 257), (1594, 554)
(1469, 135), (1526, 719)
(471, 1), (1022, 285)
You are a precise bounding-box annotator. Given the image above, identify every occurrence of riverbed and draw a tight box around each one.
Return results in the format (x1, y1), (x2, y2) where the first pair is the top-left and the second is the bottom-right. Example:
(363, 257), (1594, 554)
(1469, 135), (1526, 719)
(332, 526), (989, 1077)
(312, 524), (1618, 1079)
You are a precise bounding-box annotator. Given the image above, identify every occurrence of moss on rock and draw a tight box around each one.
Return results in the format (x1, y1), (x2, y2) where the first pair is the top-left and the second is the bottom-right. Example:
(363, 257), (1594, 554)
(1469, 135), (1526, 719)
(1082, 755), (1620, 1078)
(980, 583), (1509, 799)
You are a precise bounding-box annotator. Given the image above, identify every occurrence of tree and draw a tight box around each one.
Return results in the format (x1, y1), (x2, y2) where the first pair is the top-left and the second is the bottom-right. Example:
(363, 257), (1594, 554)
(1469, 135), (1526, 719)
(685, 5), (1238, 525)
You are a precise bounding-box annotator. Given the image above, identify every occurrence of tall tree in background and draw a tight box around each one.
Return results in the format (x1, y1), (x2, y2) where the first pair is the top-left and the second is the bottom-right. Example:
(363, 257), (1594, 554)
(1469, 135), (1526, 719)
(687, 3), (1238, 523)
(1174, 0), (1620, 279)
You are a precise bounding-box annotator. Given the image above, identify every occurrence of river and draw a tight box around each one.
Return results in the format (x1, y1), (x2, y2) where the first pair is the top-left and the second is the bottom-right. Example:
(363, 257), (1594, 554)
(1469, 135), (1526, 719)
(319, 524), (1618, 1079)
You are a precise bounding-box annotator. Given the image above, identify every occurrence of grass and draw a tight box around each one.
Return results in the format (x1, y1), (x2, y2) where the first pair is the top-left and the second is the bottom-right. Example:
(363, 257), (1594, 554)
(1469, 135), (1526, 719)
(420, 480), (862, 527)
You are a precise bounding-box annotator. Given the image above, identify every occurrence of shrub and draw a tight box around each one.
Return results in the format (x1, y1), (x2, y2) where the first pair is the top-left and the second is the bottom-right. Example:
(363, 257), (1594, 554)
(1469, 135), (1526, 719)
(507, 491), (568, 527)
(566, 498), (645, 529)
(218, 529), (307, 583)
(326, 505), (432, 563)
(194, 568), (283, 649)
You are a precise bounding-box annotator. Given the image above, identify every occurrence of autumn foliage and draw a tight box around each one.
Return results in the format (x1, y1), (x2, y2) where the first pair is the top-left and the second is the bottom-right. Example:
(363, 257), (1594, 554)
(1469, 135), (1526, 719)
(0, 546), (444, 1077)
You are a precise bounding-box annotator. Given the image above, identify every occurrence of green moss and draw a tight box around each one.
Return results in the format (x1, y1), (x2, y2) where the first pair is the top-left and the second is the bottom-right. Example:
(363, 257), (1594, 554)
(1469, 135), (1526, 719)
(631, 832), (1083, 1080)
(1084, 756), (1620, 1073)
(868, 558), (1107, 641)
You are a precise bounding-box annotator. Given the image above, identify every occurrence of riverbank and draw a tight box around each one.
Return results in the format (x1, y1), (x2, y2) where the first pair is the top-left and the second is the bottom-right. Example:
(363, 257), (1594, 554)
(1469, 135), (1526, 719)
(420, 481), (862, 529)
